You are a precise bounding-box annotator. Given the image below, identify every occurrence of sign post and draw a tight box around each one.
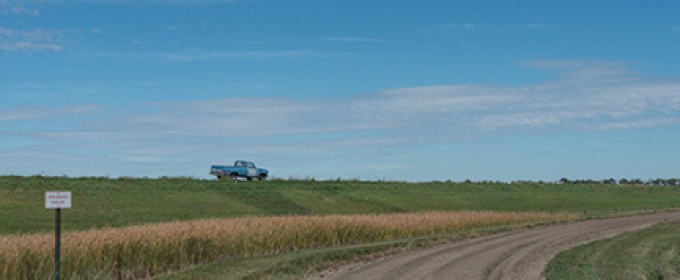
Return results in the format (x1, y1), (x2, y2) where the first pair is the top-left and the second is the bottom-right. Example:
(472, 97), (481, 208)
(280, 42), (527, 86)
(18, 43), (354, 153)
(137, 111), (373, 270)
(45, 191), (71, 280)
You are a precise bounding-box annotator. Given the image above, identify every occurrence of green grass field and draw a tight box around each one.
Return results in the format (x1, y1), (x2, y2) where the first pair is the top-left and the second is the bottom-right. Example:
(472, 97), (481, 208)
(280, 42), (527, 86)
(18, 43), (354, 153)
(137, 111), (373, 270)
(545, 221), (680, 280)
(3, 176), (680, 279)
(2, 176), (680, 235)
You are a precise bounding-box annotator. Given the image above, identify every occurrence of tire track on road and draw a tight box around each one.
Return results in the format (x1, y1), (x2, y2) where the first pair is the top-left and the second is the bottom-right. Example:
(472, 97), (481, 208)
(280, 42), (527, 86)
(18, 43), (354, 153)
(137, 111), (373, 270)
(310, 212), (680, 280)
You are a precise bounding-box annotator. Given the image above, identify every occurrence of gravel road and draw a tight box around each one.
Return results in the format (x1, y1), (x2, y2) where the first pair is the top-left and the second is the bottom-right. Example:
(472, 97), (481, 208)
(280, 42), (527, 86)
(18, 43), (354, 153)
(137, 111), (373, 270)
(308, 211), (680, 280)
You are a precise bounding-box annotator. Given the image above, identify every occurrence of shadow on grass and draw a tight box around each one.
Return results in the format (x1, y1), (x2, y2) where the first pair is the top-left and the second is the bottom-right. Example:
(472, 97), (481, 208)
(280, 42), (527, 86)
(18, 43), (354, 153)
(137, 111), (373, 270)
(224, 185), (311, 216)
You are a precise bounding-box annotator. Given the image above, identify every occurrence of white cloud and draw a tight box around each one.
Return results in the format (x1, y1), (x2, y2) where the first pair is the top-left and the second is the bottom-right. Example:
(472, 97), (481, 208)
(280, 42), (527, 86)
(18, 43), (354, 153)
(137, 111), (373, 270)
(444, 22), (548, 32)
(157, 50), (321, 61)
(322, 37), (389, 43)
(10, 5), (40, 16)
(1, 61), (679, 177)
(0, 105), (101, 122)
(8, 61), (680, 142)
(0, 27), (63, 52)
(524, 60), (633, 77)
(346, 61), (680, 137)
(592, 118), (680, 130)
(2, 0), (239, 4)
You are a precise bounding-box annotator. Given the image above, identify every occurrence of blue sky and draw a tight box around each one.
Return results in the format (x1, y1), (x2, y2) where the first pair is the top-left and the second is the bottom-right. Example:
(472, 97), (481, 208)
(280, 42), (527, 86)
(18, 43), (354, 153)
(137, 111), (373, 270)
(1, 0), (679, 181)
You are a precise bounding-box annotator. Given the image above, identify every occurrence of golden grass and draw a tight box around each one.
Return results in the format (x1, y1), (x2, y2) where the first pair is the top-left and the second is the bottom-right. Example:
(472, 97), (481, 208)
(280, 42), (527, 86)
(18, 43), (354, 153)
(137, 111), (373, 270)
(0, 211), (575, 279)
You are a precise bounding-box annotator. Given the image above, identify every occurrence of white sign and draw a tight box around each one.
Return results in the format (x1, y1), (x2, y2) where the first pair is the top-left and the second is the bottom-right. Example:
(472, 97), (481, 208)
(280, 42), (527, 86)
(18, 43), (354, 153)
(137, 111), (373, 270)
(45, 191), (72, 209)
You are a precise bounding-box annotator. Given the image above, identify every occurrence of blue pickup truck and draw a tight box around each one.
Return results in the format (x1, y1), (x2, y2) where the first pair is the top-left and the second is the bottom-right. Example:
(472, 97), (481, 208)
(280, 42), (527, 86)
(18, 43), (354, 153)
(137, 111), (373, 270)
(210, 160), (269, 181)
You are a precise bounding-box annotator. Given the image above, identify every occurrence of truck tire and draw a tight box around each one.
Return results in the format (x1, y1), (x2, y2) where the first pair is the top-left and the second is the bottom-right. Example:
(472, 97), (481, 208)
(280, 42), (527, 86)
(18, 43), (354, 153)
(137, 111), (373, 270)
(229, 173), (238, 181)
(259, 174), (267, 181)
(216, 171), (226, 181)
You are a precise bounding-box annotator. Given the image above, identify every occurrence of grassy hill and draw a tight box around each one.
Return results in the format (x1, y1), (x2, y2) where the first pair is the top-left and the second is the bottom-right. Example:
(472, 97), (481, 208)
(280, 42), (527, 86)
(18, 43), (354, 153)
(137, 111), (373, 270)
(545, 221), (680, 279)
(2, 176), (680, 234)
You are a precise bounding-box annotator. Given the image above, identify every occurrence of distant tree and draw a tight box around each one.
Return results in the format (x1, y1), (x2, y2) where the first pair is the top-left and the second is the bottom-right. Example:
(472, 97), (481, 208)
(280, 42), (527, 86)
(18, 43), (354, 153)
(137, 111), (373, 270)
(559, 177), (570, 184)
(650, 178), (664, 186)
(603, 178), (617, 185)
(619, 178), (629, 185)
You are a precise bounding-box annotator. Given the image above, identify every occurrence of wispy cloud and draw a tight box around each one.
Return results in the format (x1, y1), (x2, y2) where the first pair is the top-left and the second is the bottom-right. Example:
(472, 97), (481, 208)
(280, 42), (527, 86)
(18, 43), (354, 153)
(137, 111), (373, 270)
(2, 0), (239, 4)
(1, 1), (36, 16)
(0, 0), (237, 20)
(9, 5), (40, 16)
(321, 37), (390, 43)
(0, 104), (101, 122)
(157, 50), (320, 61)
(0, 27), (63, 52)
(523, 60), (637, 84)
(2, 60), (679, 176)
(360, 61), (679, 135)
(443, 22), (547, 32)
(13, 61), (680, 141)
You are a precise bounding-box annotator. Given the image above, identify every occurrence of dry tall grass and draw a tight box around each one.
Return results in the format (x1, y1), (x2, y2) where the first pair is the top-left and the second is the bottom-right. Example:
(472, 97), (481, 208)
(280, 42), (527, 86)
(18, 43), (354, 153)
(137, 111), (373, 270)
(0, 211), (574, 279)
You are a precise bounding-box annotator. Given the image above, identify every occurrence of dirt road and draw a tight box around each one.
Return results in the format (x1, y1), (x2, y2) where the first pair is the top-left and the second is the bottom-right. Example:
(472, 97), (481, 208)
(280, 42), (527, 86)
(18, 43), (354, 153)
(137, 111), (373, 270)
(310, 211), (680, 280)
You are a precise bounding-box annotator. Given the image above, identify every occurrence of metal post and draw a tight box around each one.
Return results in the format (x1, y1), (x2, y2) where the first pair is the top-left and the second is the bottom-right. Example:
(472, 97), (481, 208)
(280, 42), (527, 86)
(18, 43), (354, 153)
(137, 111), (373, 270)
(55, 208), (61, 280)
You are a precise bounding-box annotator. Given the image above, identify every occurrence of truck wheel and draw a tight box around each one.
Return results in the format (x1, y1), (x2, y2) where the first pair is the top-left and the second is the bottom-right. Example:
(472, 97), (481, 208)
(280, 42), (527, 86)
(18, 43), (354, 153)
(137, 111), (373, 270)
(229, 173), (238, 182)
(217, 176), (223, 181)
(259, 174), (267, 181)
